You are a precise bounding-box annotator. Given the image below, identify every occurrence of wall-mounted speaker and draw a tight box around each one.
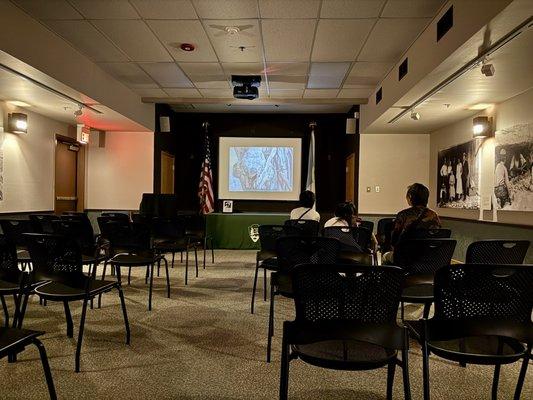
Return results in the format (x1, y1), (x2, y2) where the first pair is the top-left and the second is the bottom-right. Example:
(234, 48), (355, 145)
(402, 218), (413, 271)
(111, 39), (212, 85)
(159, 116), (171, 133)
(345, 112), (359, 135)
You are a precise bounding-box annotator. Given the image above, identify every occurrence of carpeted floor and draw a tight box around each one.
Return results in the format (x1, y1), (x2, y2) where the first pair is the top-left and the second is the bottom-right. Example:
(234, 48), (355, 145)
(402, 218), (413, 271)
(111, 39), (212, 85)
(0, 250), (531, 399)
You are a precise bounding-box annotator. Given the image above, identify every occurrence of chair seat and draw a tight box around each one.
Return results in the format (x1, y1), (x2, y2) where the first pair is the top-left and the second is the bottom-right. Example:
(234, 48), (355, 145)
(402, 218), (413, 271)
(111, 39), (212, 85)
(257, 250), (276, 262)
(338, 251), (373, 265)
(109, 253), (160, 266)
(0, 327), (43, 356)
(401, 283), (433, 302)
(0, 279), (20, 292)
(293, 339), (397, 370)
(154, 239), (189, 252)
(35, 279), (117, 300)
(16, 250), (31, 263)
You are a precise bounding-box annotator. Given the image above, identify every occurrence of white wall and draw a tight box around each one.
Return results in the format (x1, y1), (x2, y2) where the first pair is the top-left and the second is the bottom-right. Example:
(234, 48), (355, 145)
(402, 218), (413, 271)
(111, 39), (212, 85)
(359, 133), (430, 214)
(429, 88), (533, 226)
(86, 131), (153, 210)
(0, 102), (71, 212)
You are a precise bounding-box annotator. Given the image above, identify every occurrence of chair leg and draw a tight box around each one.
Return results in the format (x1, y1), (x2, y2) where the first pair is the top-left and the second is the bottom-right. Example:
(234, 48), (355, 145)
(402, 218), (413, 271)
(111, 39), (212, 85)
(263, 268), (267, 302)
(171, 252), (175, 268)
(279, 327), (290, 400)
(422, 302), (431, 319)
(148, 263), (154, 311)
(180, 251), (183, 263)
(251, 261), (259, 314)
(64, 301), (74, 338)
(210, 238), (214, 263)
(491, 337), (504, 400)
(267, 287), (275, 363)
(514, 345), (531, 400)
(11, 293), (22, 328)
(386, 359), (396, 400)
(75, 298), (89, 372)
(400, 301), (405, 322)
(401, 348), (412, 400)
(185, 249), (189, 285)
(98, 263), (107, 308)
(1, 295), (9, 328)
(203, 237), (207, 269)
(17, 293), (29, 329)
(128, 267), (132, 285)
(422, 340), (431, 400)
(117, 285), (130, 345)
(157, 258), (161, 277)
(33, 339), (57, 400)
(164, 258), (171, 298)
(194, 247), (199, 278)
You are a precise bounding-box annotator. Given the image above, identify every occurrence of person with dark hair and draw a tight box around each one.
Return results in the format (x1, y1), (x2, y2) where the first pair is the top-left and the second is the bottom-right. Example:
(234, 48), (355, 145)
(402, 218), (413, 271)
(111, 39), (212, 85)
(324, 202), (354, 227)
(289, 190), (320, 222)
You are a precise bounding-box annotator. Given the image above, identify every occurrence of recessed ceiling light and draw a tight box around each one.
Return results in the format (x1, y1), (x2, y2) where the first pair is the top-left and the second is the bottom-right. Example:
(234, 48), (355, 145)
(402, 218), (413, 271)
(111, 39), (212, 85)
(7, 100), (31, 107)
(467, 103), (493, 110)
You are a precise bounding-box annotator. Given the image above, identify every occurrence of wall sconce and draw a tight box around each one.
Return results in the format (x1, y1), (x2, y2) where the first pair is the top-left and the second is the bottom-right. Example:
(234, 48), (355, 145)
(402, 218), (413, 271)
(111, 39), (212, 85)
(8, 112), (28, 134)
(472, 116), (493, 138)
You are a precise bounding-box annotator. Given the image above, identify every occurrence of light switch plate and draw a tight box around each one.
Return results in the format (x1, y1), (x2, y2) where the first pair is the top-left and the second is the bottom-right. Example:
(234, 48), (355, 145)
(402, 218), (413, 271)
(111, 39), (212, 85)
(366, 186), (371, 193)
(375, 186), (380, 193)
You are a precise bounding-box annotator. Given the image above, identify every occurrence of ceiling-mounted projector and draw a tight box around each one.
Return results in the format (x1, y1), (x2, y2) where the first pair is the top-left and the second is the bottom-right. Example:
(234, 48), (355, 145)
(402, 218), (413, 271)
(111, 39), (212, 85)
(231, 75), (261, 100)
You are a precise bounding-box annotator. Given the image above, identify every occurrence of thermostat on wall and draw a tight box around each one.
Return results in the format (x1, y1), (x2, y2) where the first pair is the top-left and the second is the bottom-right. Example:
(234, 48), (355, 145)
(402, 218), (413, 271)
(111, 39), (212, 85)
(223, 200), (233, 213)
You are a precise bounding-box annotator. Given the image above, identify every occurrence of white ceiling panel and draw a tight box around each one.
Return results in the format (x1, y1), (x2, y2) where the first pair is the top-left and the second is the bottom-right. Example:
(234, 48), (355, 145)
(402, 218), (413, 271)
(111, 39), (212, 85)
(308, 62), (351, 88)
(358, 18), (430, 62)
(381, 0), (446, 18)
(93, 20), (172, 62)
(204, 20), (263, 63)
(13, 0), (83, 20)
(198, 88), (234, 98)
(262, 19), (316, 62)
(44, 20), (128, 62)
(312, 19), (375, 62)
(163, 88), (203, 97)
(265, 62), (309, 75)
(139, 62), (193, 88)
(130, 0), (198, 19)
(147, 20), (217, 62)
(259, 0), (320, 19)
(320, 0), (386, 18)
(268, 76), (307, 90)
(69, 0), (139, 19)
(192, 0), (258, 19)
(338, 87), (373, 98)
(222, 62), (265, 75)
(346, 61), (393, 85)
(303, 89), (340, 98)
(132, 87), (168, 97)
(192, 78), (230, 89)
(98, 62), (156, 87)
(269, 89), (304, 98)
(179, 62), (223, 75)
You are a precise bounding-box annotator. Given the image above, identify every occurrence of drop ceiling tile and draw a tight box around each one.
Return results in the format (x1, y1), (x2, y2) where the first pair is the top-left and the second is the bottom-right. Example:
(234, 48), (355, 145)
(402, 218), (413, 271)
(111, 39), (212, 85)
(13, 0), (83, 19)
(265, 62), (309, 75)
(198, 88), (233, 98)
(139, 62), (194, 88)
(268, 76), (307, 90)
(204, 20), (263, 63)
(312, 19), (375, 62)
(262, 19), (316, 62)
(222, 62), (265, 75)
(307, 62), (350, 88)
(259, 0), (320, 18)
(147, 20), (218, 62)
(381, 0), (445, 18)
(320, 0), (386, 18)
(163, 88), (203, 97)
(132, 88), (168, 97)
(44, 20), (128, 62)
(338, 87), (373, 98)
(192, 77), (230, 89)
(69, 0), (139, 19)
(130, 0), (198, 19)
(178, 62), (223, 75)
(269, 89), (304, 98)
(93, 20), (172, 62)
(192, 0), (258, 19)
(303, 89), (340, 98)
(98, 62), (156, 87)
(358, 18), (430, 62)
(346, 61), (392, 85)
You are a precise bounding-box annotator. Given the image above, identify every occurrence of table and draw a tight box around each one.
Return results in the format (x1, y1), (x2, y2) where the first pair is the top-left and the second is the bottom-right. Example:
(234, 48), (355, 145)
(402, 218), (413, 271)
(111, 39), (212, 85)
(206, 212), (289, 249)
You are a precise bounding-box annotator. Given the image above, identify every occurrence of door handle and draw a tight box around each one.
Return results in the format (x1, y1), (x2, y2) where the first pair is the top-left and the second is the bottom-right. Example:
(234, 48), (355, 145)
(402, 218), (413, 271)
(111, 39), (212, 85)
(56, 196), (77, 201)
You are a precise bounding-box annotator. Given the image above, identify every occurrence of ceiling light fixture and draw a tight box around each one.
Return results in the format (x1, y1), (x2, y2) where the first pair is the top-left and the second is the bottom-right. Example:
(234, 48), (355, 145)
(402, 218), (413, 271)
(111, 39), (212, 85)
(225, 26), (240, 35)
(8, 112), (28, 134)
(180, 43), (195, 52)
(481, 59), (495, 77)
(472, 116), (493, 138)
(410, 110), (420, 121)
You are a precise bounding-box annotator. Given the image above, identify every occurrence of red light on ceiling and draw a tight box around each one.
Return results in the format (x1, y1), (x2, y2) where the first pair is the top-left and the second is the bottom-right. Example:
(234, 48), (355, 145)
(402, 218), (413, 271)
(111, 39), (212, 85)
(180, 43), (195, 51)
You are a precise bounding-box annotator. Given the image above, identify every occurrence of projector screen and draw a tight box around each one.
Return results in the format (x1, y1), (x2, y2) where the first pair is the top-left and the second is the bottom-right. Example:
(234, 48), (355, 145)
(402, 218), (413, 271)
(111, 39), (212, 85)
(218, 137), (302, 201)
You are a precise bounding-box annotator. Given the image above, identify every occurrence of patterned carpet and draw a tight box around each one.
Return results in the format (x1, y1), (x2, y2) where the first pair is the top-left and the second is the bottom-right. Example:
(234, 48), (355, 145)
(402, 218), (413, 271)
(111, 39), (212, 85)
(0, 250), (530, 399)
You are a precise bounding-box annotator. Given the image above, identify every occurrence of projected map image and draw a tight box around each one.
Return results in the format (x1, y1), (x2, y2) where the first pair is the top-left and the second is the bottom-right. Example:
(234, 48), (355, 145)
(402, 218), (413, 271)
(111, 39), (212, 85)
(229, 146), (293, 192)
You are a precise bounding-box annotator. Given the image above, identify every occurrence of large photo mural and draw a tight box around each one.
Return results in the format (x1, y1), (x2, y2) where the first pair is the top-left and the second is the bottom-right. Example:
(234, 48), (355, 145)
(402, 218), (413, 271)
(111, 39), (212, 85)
(494, 123), (533, 211)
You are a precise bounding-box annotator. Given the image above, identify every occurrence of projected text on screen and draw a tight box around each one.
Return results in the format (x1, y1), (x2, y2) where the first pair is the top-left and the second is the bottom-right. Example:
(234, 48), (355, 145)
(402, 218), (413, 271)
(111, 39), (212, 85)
(229, 147), (293, 192)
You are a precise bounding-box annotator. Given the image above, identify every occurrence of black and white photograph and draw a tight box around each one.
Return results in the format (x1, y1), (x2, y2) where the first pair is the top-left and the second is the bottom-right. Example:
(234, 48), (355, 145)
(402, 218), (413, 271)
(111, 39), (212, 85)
(494, 122), (533, 211)
(437, 139), (481, 209)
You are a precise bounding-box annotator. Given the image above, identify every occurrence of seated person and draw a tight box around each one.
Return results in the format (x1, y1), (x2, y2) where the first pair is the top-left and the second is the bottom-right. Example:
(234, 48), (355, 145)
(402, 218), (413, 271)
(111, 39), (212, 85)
(383, 183), (441, 264)
(289, 190), (320, 222)
(324, 202), (354, 227)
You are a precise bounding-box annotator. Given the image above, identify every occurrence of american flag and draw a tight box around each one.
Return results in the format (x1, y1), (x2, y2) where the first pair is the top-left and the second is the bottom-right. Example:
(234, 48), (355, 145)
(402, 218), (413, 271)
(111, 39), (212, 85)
(198, 123), (214, 214)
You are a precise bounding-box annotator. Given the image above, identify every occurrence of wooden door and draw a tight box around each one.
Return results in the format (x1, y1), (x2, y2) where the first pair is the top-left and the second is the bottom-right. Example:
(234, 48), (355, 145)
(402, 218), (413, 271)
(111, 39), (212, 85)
(55, 142), (78, 214)
(161, 151), (175, 194)
(345, 153), (355, 202)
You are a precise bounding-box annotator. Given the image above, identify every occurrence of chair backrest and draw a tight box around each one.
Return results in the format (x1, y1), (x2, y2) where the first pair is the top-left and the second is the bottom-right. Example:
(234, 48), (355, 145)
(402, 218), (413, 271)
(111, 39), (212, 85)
(393, 239), (456, 275)
(61, 213), (95, 240)
(25, 233), (83, 283)
(98, 219), (150, 254)
(101, 212), (130, 222)
(291, 264), (404, 324)
(29, 214), (60, 234)
(53, 219), (94, 254)
(275, 236), (340, 273)
(0, 235), (21, 283)
(433, 263), (533, 323)
(358, 220), (374, 233)
(405, 228), (452, 240)
(376, 218), (395, 252)
(152, 217), (186, 241)
(284, 219), (320, 236)
(323, 226), (373, 253)
(184, 214), (206, 236)
(0, 219), (37, 248)
(465, 240), (530, 264)
(258, 225), (286, 252)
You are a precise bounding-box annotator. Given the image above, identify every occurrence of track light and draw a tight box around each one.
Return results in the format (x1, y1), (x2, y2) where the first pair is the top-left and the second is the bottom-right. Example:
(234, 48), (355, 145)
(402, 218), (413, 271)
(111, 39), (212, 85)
(472, 116), (493, 138)
(410, 110), (420, 121)
(481, 59), (495, 77)
(8, 113), (28, 134)
(74, 105), (83, 117)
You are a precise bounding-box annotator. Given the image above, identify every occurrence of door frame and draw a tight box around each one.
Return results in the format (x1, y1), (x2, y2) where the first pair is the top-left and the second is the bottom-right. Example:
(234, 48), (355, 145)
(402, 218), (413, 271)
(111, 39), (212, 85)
(55, 134), (86, 213)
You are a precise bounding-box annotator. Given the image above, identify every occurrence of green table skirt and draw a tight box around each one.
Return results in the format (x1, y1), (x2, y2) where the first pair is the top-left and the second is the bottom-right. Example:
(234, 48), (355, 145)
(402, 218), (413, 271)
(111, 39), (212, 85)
(206, 212), (289, 249)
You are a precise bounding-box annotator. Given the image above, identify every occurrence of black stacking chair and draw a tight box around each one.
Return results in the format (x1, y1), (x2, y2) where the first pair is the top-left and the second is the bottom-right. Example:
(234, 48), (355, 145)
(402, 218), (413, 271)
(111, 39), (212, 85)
(61, 213), (98, 243)
(184, 214), (214, 268)
(280, 264), (411, 400)
(267, 236), (340, 362)
(323, 226), (374, 265)
(98, 219), (168, 311)
(152, 216), (198, 284)
(406, 264), (533, 400)
(358, 219), (374, 233)
(20, 233), (130, 372)
(377, 217), (395, 253)
(0, 237), (25, 327)
(0, 219), (37, 265)
(29, 214), (60, 234)
(466, 240), (530, 264)
(393, 239), (456, 320)
(0, 327), (57, 399)
(101, 212), (130, 222)
(284, 219), (320, 237)
(407, 228), (452, 239)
